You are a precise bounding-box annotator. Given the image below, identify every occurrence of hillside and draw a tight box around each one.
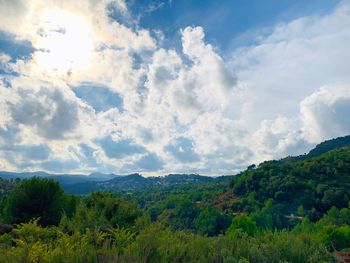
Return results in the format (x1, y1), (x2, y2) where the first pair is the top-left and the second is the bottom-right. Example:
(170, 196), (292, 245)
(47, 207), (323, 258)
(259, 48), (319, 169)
(307, 135), (350, 158)
(231, 146), (350, 223)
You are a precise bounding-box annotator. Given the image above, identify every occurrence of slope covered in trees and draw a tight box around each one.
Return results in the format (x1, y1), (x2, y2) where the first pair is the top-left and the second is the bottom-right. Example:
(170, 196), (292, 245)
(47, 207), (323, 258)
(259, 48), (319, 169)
(231, 147), (350, 224)
(306, 135), (350, 158)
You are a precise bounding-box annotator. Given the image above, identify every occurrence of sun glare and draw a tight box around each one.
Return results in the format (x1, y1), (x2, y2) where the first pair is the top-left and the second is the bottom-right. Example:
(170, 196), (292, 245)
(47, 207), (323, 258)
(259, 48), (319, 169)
(34, 9), (93, 74)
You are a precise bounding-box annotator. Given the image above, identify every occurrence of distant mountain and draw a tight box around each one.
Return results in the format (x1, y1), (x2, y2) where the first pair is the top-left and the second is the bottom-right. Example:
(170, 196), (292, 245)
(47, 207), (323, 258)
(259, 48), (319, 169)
(63, 173), (215, 195)
(0, 171), (215, 195)
(0, 171), (119, 185)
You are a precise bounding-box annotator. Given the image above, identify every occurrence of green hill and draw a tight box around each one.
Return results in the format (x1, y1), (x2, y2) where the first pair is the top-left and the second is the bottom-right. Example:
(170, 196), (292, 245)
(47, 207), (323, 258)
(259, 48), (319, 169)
(307, 135), (350, 158)
(232, 146), (350, 223)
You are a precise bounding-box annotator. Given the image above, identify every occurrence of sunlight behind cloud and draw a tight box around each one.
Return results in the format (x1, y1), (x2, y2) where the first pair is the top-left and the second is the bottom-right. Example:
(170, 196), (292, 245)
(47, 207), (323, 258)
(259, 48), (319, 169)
(33, 9), (93, 74)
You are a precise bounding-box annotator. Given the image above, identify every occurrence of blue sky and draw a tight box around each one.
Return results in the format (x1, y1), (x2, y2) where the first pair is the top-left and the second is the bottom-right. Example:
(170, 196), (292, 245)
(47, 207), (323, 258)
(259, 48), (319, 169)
(0, 0), (349, 176)
(132, 0), (339, 51)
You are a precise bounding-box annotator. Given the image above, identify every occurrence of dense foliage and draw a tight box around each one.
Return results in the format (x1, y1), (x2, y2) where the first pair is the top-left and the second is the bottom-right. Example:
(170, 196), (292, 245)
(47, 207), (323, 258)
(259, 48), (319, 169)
(0, 138), (350, 262)
(232, 147), (350, 225)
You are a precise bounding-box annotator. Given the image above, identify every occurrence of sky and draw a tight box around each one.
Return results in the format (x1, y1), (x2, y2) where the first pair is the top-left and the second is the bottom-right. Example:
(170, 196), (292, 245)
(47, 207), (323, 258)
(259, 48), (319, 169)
(0, 0), (349, 176)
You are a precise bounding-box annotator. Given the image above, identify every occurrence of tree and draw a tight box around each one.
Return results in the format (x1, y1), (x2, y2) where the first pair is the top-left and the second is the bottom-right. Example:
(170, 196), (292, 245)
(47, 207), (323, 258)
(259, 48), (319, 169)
(1, 177), (66, 226)
(227, 214), (258, 236)
(194, 206), (230, 236)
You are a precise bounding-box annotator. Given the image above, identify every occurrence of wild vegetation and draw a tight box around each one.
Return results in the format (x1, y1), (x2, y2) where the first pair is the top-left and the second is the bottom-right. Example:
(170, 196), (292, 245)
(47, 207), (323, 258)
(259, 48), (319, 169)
(0, 136), (350, 262)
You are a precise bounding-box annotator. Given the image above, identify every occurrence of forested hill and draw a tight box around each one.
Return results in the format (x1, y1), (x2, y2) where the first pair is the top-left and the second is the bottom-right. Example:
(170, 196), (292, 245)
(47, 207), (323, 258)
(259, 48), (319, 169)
(307, 134), (350, 157)
(231, 145), (350, 223)
(295, 134), (350, 160)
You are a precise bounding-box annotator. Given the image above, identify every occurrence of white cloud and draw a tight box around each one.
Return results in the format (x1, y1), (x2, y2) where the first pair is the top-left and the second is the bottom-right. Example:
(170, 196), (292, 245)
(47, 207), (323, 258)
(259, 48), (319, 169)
(251, 116), (310, 162)
(301, 85), (350, 143)
(9, 88), (79, 140)
(143, 27), (236, 126)
(230, 1), (350, 130)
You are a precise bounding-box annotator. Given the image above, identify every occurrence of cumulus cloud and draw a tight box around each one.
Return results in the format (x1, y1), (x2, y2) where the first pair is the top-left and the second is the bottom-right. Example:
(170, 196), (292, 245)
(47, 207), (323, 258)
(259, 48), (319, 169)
(230, 1), (350, 130)
(143, 26), (237, 128)
(250, 84), (350, 162)
(9, 88), (79, 140)
(181, 27), (237, 112)
(301, 85), (350, 143)
(251, 116), (309, 162)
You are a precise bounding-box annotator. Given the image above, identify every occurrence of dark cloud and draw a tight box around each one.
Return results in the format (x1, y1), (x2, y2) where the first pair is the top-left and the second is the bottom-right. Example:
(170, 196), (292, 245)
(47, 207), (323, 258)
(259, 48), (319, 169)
(9, 88), (79, 140)
(165, 137), (200, 162)
(97, 137), (145, 159)
(72, 83), (124, 112)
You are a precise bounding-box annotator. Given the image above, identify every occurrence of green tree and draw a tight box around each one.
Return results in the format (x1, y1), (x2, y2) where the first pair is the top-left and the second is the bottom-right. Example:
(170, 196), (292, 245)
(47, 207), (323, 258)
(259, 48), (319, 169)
(1, 177), (66, 226)
(227, 214), (258, 236)
(194, 206), (230, 236)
